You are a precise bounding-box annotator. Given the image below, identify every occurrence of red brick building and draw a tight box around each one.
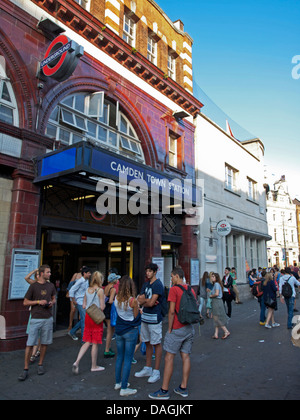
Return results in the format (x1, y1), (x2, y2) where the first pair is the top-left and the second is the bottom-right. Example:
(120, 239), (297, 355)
(0, 0), (203, 351)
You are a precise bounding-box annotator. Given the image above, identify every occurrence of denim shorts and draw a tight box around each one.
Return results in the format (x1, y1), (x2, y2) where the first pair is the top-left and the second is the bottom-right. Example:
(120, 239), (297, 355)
(26, 318), (53, 346)
(163, 325), (195, 355)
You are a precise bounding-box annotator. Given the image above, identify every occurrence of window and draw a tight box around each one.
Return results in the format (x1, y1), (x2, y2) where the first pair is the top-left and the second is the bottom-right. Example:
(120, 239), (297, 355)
(169, 134), (178, 168)
(225, 164), (238, 192)
(0, 78), (18, 126)
(147, 36), (157, 65)
(46, 92), (144, 162)
(168, 53), (176, 80)
(247, 177), (257, 201)
(73, 0), (90, 10)
(123, 15), (135, 47)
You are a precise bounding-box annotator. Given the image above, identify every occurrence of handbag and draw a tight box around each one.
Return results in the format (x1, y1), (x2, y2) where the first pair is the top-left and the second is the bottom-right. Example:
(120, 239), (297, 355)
(264, 296), (277, 309)
(86, 290), (105, 324)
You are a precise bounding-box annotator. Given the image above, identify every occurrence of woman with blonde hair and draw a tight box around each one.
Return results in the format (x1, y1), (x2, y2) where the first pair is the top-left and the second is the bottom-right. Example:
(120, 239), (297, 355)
(114, 275), (141, 396)
(72, 271), (106, 374)
(263, 272), (280, 329)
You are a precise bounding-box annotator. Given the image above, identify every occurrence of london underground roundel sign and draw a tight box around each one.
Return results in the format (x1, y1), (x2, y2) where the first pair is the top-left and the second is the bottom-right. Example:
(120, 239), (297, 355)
(40, 35), (84, 82)
(216, 220), (232, 237)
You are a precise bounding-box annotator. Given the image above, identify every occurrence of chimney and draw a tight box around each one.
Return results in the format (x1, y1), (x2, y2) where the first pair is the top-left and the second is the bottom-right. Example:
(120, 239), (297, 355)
(173, 20), (184, 31)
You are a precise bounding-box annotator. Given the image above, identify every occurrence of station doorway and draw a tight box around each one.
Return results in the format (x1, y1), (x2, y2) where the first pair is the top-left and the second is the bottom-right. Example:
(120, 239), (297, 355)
(41, 230), (138, 329)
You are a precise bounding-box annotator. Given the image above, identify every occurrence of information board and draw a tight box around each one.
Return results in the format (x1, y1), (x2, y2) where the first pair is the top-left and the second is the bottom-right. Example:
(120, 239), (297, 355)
(8, 249), (41, 300)
(190, 258), (200, 286)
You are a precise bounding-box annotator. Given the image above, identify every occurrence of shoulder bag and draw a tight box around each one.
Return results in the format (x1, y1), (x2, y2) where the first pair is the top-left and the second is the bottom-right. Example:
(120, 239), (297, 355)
(86, 290), (105, 324)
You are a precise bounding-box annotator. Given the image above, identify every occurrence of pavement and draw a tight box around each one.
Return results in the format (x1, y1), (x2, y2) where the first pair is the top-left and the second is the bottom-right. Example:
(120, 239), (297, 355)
(0, 297), (299, 403)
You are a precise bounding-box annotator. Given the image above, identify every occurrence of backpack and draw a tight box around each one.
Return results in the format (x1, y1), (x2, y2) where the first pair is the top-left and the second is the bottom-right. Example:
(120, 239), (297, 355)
(252, 281), (263, 298)
(160, 293), (169, 317)
(174, 284), (201, 325)
(282, 277), (293, 299)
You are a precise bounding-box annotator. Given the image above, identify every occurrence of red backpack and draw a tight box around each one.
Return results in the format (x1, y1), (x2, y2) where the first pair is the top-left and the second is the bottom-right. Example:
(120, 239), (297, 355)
(252, 281), (263, 298)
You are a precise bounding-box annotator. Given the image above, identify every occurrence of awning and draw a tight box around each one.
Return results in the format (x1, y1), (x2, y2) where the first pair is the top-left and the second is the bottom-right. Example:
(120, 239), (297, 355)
(34, 141), (201, 208)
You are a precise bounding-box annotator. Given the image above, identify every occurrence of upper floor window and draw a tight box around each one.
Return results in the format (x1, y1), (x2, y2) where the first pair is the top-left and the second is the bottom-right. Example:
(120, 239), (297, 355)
(123, 15), (136, 47)
(169, 133), (178, 168)
(168, 52), (176, 80)
(247, 177), (257, 201)
(225, 164), (238, 192)
(46, 92), (144, 163)
(147, 36), (157, 65)
(73, 0), (90, 10)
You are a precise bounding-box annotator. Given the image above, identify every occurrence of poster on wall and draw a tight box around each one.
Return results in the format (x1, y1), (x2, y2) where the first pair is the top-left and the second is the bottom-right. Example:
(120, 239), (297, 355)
(190, 258), (200, 286)
(152, 257), (165, 287)
(8, 249), (41, 300)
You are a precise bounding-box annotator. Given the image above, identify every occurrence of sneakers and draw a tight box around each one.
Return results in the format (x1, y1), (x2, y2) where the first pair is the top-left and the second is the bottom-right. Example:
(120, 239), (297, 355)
(18, 366), (45, 381)
(134, 367), (160, 383)
(174, 386), (189, 398)
(149, 388), (170, 400)
(18, 370), (29, 381)
(149, 386), (189, 400)
(148, 369), (160, 383)
(265, 323), (280, 329)
(68, 331), (78, 341)
(120, 388), (137, 396)
(114, 382), (130, 390)
(135, 366), (152, 378)
(104, 349), (115, 358)
(37, 365), (45, 375)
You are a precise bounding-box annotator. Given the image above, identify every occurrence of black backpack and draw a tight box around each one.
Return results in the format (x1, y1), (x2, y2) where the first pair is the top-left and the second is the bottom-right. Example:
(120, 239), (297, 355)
(282, 277), (293, 299)
(174, 284), (201, 325)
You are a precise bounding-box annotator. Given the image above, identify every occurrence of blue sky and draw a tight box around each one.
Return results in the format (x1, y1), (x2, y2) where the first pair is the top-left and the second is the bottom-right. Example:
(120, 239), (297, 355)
(157, 0), (300, 198)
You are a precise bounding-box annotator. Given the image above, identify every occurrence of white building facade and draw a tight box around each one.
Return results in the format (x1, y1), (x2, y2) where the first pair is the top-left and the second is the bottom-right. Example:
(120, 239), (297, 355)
(195, 114), (271, 298)
(266, 176), (299, 268)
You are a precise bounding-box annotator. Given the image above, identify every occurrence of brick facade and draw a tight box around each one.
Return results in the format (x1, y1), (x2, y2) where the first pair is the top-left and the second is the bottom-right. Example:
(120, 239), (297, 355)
(0, 0), (202, 351)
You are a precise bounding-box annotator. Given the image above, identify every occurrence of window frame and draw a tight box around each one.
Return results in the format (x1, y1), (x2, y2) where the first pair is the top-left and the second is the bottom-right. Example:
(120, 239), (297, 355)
(168, 133), (178, 169)
(147, 36), (157, 65)
(247, 177), (257, 202)
(225, 164), (239, 193)
(0, 79), (19, 126)
(168, 53), (176, 80)
(46, 92), (144, 162)
(123, 14), (136, 47)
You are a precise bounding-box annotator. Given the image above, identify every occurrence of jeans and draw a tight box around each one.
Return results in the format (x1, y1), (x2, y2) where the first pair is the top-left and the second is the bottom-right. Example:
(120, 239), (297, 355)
(70, 304), (86, 341)
(259, 298), (266, 323)
(284, 297), (295, 329)
(115, 328), (138, 389)
(223, 293), (232, 318)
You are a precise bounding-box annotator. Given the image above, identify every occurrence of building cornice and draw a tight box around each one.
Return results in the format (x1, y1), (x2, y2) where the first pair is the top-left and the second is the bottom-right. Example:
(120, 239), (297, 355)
(30, 0), (203, 117)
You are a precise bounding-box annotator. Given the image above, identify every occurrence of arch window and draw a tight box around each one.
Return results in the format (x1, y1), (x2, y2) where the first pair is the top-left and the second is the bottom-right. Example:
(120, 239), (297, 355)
(0, 67), (19, 126)
(46, 92), (145, 163)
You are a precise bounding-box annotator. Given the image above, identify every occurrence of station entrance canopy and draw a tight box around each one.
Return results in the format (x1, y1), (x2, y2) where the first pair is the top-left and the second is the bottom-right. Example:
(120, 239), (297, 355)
(34, 142), (201, 214)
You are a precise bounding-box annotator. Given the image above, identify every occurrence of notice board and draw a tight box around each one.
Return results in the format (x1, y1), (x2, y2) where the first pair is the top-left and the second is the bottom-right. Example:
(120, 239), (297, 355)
(8, 249), (41, 300)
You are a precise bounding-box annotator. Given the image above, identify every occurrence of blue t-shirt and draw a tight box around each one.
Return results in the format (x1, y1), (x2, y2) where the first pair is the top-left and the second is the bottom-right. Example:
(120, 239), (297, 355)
(140, 278), (164, 324)
(212, 283), (223, 299)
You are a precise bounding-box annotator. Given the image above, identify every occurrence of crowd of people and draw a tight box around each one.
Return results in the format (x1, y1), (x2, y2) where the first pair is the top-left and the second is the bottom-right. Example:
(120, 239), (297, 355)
(17, 261), (300, 399)
(247, 264), (300, 330)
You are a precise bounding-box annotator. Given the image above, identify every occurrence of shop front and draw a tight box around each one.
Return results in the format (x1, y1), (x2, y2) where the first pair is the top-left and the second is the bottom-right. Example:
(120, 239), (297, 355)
(33, 141), (195, 329)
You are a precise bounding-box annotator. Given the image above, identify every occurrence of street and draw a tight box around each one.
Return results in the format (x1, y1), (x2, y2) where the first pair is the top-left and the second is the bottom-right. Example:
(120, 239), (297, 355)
(0, 297), (299, 401)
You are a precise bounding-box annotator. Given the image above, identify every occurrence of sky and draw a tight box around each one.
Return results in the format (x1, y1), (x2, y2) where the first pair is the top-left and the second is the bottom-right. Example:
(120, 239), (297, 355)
(157, 0), (300, 199)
